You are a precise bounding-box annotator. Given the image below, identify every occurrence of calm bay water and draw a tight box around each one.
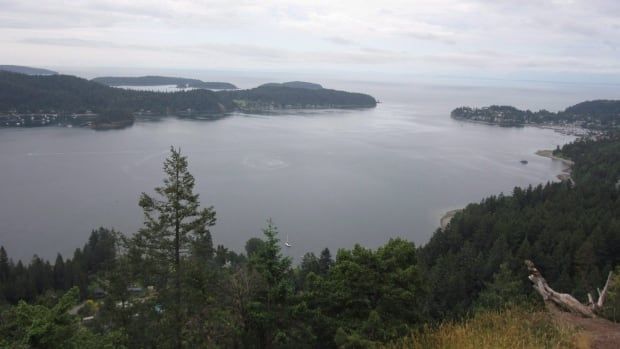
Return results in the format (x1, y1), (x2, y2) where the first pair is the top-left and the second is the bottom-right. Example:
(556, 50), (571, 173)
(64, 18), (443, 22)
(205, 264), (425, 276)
(3, 78), (612, 262)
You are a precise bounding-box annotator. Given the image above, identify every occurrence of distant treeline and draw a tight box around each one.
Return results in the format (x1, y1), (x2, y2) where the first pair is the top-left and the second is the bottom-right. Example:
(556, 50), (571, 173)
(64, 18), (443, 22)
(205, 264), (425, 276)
(219, 84), (377, 110)
(92, 76), (238, 90)
(0, 72), (234, 115)
(1, 133), (619, 348)
(452, 101), (620, 128)
(0, 71), (377, 124)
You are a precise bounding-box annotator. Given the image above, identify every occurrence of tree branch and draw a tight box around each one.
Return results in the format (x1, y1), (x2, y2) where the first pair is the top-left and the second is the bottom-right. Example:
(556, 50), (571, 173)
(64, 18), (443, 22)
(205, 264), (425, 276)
(525, 260), (612, 318)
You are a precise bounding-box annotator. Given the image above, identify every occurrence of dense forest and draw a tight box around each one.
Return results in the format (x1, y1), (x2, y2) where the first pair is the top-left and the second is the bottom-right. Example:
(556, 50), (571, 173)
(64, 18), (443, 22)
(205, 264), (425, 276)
(451, 101), (620, 128)
(0, 71), (235, 115)
(220, 84), (377, 111)
(92, 76), (237, 90)
(0, 71), (377, 128)
(1, 134), (619, 348)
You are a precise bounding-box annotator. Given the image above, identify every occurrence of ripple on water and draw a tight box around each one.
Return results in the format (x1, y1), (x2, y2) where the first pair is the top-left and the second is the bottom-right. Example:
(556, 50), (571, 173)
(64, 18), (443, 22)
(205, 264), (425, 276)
(242, 154), (289, 170)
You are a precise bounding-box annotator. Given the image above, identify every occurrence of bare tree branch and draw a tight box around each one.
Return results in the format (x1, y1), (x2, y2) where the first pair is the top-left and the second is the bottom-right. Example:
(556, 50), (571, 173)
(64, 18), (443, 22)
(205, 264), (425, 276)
(525, 260), (612, 318)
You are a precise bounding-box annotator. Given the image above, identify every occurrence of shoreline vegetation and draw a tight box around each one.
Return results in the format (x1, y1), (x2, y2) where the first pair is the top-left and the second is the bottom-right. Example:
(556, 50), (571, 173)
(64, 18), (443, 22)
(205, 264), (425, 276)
(452, 116), (590, 137)
(439, 146), (575, 230)
(1, 133), (619, 348)
(439, 147), (577, 229)
(451, 101), (619, 134)
(535, 149), (575, 183)
(0, 71), (377, 130)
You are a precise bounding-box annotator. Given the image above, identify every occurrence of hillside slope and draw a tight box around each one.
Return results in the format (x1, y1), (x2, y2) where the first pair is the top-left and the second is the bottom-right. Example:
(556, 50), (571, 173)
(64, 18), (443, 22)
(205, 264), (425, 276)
(0, 71), (233, 113)
(0, 65), (57, 75)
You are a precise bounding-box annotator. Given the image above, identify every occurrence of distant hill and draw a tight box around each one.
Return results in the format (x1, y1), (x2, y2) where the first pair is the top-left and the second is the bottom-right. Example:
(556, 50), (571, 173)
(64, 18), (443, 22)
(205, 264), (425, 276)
(0, 65), (57, 76)
(451, 100), (620, 128)
(223, 84), (376, 110)
(259, 81), (323, 90)
(0, 71), (233, 114)
(92, 76), (237, 90)
(0, 72), (377, 128)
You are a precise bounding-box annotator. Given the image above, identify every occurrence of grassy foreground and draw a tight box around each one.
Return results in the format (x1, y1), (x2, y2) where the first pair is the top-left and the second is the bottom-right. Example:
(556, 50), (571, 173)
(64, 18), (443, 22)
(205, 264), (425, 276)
(383, 307), (588, 349)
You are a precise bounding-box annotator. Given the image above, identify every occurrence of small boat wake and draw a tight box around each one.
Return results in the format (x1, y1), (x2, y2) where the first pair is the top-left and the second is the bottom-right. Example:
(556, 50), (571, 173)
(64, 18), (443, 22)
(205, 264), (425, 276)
(242, 154), (288, 170)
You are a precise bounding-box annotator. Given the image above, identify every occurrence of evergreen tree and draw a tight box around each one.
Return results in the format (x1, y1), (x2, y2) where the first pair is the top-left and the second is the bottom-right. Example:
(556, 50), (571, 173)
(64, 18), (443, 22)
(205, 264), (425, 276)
(475, 262), (525, 310)
(318, 247), (333, 275)
(53, 254), (65, 290)
(131, 146), (216, 349)
(248, 220), (296, 348)
(245, 237), (265, 258)
(0, 246), (8, 301)
(0, 246), (9, 283)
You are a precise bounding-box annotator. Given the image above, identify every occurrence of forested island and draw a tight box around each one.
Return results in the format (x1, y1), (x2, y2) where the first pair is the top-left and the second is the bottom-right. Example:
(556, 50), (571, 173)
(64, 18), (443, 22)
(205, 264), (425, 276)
(452, 100), (620, 130)
(1, 132), (619, 348)
(220, 83), (377, 111)
(92, 76), (238, 90)
(258, 81), (323, 90)
(0, 72), (377, 129)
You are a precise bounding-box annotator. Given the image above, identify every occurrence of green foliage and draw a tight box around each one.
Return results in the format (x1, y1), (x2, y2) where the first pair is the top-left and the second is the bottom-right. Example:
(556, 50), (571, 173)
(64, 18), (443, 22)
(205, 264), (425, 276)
(305, 239), (424, 346)
(475, 263), (528, 311)
(250, 220), (292, 289)
(245, 237), (266, 258)
(0, 228), (119, 304)
(420, 134), (620, 319)
(0, 287), (125, 349)
(245, 220), (303, 348)
(0, 71), (233, 114)
(221, 84), (377, 110)
(2, 134), (619, 347)
(452, 101), (620, 127)
(0, 71), (376, 124)
(130, 146), (217, 348)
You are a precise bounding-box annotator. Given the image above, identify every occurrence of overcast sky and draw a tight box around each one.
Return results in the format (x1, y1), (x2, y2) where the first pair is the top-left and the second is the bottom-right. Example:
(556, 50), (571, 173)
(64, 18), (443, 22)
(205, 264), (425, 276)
(1, 0), (619, 82)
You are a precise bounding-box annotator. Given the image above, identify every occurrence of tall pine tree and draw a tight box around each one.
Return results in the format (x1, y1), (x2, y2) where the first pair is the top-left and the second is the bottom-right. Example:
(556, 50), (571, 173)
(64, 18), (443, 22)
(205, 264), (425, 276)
(131, 147), (216, 349)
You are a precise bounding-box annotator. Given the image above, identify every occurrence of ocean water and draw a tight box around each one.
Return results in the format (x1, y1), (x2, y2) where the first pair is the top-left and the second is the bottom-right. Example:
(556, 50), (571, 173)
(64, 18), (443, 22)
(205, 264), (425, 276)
(2, 77), (616, 262)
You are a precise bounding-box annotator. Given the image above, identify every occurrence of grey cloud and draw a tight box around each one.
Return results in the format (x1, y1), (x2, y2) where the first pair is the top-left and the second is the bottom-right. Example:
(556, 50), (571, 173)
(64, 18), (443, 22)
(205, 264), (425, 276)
(19, 36), (416, 65)
(20, 38), (169, 52)
(404, 31), (456, 45)
(20, 35), (620, 72)
(325, 37), (356, 46)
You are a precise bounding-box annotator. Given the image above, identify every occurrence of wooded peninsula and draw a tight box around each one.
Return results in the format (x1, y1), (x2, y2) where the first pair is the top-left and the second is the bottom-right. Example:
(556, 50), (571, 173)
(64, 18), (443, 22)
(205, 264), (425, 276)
(0, 71), (377, 129)
(452, 101), (620, 130)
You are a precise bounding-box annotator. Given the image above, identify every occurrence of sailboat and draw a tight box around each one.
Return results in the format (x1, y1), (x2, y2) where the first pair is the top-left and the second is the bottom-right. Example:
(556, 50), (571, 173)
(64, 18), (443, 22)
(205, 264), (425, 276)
(284, 234), (292, 248)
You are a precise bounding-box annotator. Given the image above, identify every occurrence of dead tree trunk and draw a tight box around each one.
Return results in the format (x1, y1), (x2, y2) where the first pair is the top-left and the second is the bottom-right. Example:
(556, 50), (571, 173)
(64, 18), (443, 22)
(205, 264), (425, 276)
(525, 260), (612, 318)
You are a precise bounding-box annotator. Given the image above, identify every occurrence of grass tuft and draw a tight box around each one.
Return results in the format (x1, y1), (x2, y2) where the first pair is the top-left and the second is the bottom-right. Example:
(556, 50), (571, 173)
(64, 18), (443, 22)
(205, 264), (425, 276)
(382, 307), (587, 349)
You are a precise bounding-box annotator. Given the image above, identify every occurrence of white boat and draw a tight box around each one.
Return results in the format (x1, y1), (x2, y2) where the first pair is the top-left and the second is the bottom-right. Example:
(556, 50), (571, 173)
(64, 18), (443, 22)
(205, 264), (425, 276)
(284, 234), (292, 247)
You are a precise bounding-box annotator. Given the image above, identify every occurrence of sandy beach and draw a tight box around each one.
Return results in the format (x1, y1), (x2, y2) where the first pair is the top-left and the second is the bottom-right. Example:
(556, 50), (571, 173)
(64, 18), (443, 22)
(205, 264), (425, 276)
(535, 149), (575, 184)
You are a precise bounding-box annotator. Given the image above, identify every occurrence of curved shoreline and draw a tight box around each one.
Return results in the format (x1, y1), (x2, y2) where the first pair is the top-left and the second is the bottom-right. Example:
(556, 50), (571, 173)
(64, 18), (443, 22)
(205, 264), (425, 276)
(439, 149), (576, 229)
(535, 149), (575, 184)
